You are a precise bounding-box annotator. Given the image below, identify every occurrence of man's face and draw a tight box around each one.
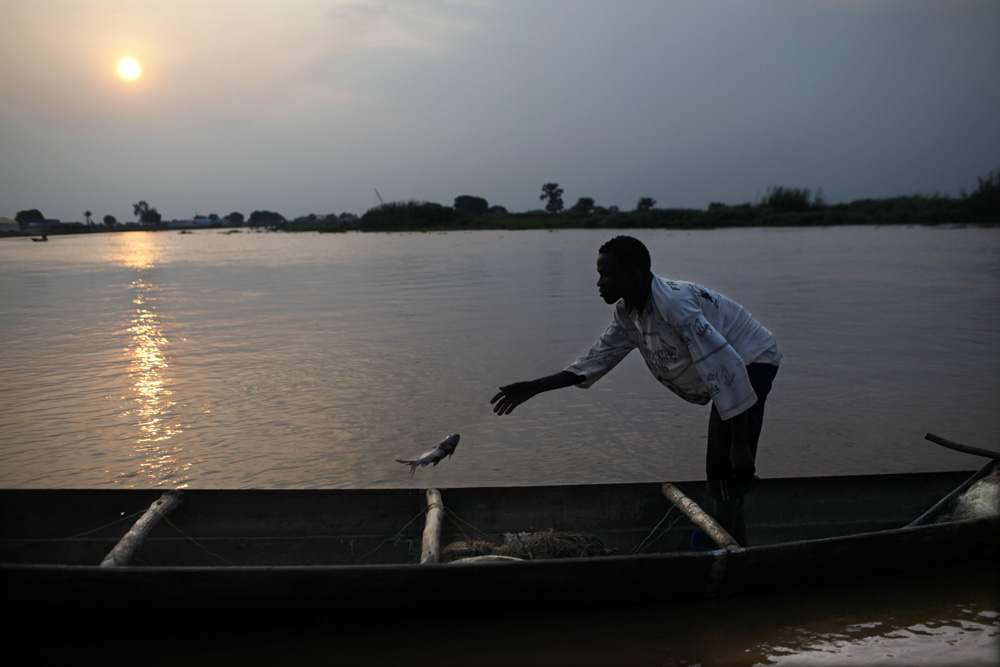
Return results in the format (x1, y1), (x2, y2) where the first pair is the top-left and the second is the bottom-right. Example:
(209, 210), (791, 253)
(596, 252), (640, 305)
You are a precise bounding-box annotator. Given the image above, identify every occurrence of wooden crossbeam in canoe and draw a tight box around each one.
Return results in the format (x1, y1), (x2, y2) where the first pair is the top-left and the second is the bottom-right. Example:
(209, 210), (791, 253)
(661, 483), (740, 550)
(100, 490), (184, 567)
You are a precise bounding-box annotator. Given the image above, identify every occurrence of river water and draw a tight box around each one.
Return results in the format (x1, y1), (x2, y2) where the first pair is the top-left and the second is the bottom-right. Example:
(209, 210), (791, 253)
(2, 226), (998, 664)
(2, 226), (997, 489)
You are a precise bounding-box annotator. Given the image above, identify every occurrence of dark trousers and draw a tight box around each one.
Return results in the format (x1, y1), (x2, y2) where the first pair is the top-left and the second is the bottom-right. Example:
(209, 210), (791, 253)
(705, 362), (779, 496)
(704, 363), (778, 545)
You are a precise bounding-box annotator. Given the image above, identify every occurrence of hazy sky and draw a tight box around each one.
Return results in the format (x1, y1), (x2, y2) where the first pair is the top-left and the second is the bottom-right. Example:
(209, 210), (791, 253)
(2, 0), (999, 223)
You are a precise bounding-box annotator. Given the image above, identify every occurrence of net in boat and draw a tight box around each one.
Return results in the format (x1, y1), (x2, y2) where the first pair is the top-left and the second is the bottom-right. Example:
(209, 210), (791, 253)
(442, 529), (613, 562)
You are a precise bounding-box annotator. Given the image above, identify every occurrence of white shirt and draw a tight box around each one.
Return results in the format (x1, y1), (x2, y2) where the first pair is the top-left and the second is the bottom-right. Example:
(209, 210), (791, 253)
(564, 275), (781, 420)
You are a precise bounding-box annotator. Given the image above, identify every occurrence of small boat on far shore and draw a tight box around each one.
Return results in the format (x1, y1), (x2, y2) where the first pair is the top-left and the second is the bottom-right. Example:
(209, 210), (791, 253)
(30, 234), (47, 242)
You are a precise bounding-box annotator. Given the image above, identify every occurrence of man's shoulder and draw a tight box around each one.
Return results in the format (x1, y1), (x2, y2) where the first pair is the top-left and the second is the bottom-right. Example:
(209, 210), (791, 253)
(652, 274), (687, 291)
(650, 275), (697, 307)
(649, 275), (718, 325)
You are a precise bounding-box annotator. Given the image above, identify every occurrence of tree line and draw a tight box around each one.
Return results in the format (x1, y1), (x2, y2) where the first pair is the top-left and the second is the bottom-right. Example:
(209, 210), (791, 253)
(349, 171), (999, 232)
(9, 169), (998, 235)
(12, 202), (296, 230)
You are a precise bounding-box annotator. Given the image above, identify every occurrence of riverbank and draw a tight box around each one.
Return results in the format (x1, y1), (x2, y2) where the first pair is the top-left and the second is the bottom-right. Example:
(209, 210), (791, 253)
(319, 182), (1000, 232)
(6, 191), (998, 238)
(300, 191), (998, 233)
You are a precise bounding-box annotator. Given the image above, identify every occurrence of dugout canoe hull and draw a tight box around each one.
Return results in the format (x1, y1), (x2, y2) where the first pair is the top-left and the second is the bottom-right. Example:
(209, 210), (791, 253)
(2, 466), (998, 619)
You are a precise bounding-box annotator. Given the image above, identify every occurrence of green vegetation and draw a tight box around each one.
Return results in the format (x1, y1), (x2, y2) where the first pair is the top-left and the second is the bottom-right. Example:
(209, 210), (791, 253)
(132, 200), (162, 224)
(454, 195), (489, 216)
(760, 186), (824, 212)
(15, 209), (45, 223)
(323, 173), (997, 232)
(359, 201), (462, 230)
(540, 183), (564, 215)
(4, 170), (998, 238)
(965, 168), (1000, 216)
(247, 210), (286, 227)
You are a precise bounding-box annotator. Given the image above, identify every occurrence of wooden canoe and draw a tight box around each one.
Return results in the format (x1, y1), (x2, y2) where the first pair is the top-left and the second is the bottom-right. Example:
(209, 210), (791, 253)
(2, 462), (997, 621)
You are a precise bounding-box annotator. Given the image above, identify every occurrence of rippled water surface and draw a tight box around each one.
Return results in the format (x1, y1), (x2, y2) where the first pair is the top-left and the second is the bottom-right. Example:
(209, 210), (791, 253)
(1, 226), (998, 489)
(2, 226), (998, 665)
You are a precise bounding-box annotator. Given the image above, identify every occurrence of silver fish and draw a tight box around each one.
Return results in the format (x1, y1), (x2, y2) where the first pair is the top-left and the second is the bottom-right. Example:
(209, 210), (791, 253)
(396, 433), (460, 476)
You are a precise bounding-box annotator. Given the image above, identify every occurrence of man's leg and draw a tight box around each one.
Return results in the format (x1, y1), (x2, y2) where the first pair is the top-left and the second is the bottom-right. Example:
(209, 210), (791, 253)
(709, 496), (747, 546)
(705, 363), (778, 545)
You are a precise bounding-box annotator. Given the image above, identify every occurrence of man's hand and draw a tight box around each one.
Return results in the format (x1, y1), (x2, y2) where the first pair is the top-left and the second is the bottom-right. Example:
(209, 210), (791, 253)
(490, 372), (585, 416)
(490, 382), (539, 415)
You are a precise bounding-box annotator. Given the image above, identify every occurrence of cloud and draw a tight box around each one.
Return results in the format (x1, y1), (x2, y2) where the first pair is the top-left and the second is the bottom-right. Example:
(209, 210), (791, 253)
(0, 0), (480, 125)
(322, 0), (479, 53)
(2, 0), (998, 222)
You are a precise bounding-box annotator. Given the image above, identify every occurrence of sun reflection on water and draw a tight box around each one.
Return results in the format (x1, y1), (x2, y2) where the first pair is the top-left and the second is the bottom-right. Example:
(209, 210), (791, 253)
(126, 279), (177, 442)
(106, 232), (163, 271)
(108, 233), (192, 487)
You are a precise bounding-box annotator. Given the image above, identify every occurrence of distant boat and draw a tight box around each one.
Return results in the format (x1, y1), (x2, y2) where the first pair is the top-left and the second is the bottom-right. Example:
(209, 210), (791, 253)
(31, 235), (48, 242)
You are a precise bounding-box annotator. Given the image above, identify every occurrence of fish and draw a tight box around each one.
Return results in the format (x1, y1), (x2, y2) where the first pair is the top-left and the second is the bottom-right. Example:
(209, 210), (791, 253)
(396, 433), (460, 476)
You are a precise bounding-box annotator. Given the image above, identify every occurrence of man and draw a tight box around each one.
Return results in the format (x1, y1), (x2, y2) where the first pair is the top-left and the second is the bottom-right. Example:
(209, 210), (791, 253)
(490, 235), (780, 545)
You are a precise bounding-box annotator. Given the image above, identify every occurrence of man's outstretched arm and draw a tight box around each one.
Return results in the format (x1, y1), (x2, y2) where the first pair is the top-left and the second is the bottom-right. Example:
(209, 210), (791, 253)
(490, 371), (585, 415)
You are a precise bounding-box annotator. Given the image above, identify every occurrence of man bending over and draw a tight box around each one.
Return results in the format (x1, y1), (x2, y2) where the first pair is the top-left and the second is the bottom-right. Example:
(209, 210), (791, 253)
(491, 235), (781, 545)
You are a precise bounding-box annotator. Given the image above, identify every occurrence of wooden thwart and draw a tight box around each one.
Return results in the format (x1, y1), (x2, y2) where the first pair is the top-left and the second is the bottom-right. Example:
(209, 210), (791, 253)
(661, 483), (740, 550)
(925, 433), (1000, 459)
(100, 490), (184, 567)
(420, 488), (444, 564)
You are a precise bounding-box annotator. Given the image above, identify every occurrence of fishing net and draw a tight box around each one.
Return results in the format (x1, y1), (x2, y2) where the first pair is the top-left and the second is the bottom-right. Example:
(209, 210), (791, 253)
(442, 529), (613, 562)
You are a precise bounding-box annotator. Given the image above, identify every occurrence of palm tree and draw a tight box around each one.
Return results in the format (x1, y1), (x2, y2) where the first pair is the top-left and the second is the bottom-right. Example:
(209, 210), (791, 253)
(540, 183), (564, 215)
(84, 210), (93, 226)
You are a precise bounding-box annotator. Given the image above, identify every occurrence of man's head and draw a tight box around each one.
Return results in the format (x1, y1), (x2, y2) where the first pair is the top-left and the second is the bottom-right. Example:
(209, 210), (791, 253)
(598, 236), (651, 274)
(596, 236), (651, 305)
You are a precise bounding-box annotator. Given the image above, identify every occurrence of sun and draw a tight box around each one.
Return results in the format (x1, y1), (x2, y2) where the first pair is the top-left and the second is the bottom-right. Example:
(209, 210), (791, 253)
(117, 58), (142, 81)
